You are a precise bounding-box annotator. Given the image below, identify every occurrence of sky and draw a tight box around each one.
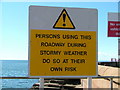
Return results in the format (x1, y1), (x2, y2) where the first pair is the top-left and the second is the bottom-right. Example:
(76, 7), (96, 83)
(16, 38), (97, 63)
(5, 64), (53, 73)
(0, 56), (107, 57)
(1, 0), (119, 2)
(1, 2), (119, 61)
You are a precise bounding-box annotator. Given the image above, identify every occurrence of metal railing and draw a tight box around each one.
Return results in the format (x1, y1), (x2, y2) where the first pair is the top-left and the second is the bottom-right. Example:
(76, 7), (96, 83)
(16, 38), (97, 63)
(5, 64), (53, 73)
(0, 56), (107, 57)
(0, 76), (120, 90)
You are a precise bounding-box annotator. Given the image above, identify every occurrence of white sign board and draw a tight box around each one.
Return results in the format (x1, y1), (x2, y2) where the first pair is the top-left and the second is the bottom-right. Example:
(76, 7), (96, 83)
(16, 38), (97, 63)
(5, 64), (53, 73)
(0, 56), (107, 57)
(29, 6), (98, 77)
(29, 6), (98, 31)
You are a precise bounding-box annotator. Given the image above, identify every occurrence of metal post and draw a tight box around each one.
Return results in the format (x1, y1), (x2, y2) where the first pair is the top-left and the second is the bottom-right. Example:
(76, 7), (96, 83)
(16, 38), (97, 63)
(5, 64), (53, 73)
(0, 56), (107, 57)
(39, 78), (44, 90)
(87, 77), (92, 90)
(110, 78), (113, 90)
(118, 39), (120, 64)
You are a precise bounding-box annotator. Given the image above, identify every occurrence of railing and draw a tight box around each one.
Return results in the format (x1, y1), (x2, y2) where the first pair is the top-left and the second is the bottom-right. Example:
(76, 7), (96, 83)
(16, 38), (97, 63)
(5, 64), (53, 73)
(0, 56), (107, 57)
(81, 76), (120, 90)
(0, 76), (120, 90)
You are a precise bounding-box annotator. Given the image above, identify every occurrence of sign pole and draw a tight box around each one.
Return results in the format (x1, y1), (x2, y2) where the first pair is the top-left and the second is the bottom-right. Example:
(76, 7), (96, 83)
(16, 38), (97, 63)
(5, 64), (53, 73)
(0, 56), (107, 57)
(39, 78), (44, 90)
(87, 77), (92, 89)
(118, 39), (120, 62)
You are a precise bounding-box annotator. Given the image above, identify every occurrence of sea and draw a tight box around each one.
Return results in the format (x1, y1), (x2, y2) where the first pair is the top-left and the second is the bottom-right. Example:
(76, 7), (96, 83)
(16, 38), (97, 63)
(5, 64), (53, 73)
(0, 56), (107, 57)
(1, 60), (109, 89)
(1, 60), (39, 89)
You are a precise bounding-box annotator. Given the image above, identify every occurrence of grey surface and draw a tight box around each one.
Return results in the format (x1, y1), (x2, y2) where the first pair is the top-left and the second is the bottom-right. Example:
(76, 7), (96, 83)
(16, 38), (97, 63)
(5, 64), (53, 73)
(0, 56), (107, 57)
(108, 12), (120, 21)
(29, 6), (98, 31)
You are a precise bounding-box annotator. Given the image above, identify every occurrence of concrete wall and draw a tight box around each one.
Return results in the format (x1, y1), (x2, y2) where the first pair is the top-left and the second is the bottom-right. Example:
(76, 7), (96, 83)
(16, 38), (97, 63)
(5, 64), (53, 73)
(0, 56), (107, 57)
(82, 79), (119, 88)
(82, 65), (120, 89)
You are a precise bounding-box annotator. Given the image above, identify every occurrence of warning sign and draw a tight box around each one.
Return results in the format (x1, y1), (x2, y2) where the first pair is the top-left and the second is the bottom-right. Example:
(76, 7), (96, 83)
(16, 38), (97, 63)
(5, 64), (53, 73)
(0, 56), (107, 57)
(29, 6), (98, 77)
(108, 13), (120, 37)
(53, 9), (75, 29)
(30, 30), (96, 76)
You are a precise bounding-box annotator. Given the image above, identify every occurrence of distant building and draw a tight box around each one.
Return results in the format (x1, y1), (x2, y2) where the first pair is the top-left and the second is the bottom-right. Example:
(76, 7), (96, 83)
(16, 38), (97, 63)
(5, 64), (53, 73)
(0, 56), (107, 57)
(111, 58), (117, 62)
